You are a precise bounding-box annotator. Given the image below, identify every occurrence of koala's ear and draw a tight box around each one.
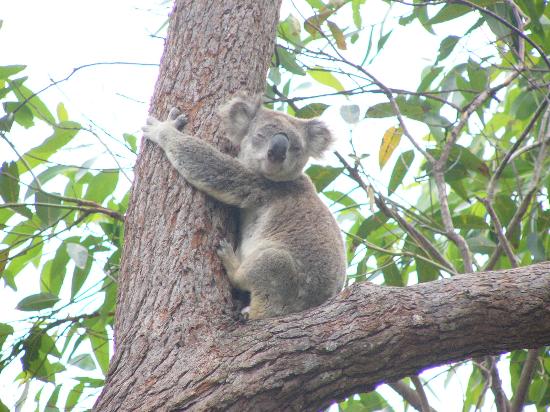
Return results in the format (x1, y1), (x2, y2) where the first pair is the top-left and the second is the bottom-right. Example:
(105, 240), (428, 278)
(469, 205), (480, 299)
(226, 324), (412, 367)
(306, 119), (335, 158)
(218, 94), (262, 143)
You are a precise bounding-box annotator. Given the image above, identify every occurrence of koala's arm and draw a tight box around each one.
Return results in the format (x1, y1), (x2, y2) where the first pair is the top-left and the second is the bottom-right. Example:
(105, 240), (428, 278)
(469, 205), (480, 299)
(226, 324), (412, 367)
(142, 108), (265, 208)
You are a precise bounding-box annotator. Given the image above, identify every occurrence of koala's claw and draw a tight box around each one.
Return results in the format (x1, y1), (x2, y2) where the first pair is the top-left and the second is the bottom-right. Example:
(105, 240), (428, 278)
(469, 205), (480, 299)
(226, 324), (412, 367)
(173, 114), (188, 131)
(238, 306), (250, 323)
(217, 239), (236, 260)
(168, 107), (181, 120)
(167, 107), (188, 131)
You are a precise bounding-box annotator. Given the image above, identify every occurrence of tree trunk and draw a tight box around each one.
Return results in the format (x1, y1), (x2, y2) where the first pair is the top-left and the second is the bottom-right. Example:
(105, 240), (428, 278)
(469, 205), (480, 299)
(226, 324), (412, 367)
(94, 2), (550, 411)
(94, 0), (282, 409)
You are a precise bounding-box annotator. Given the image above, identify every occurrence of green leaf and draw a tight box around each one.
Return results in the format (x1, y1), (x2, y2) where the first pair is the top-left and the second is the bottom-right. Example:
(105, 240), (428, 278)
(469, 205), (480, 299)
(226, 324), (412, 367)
(41, 241), (72, 296)
(18, 121), (80, 170)
(16, 293), (59, 311)
(377, 256), (403, 286)
(467, 59), (488, 91)
(278, 14), (302, 44)
(452, 214), (489, 230)
(527, 232), (545, 263)
(69, 353), (96, 371)
(295, 103), (329, 119)
(305, 0), (324, 9)
(352, 0), (366, 29)
(0, 65), (26, 79)
(8, 81), (55, 124)
(35, 192), (63, 227)
(418, 66), (444, 92)
(276, 47), (305, 76)
(85, 319), (110, 375)
(379, 127), (403, 169)
(65, 383), (84, 412)
(377, 30), (392, 53)
(306, 165), (343, 192)
(0, 161), (19, 203)
(123, 133), (137, 152)
(56, 102), (68, 122)
(0, 322), (14, 349)
(437, 35), (460, 62)
(416, 257), (440, 282)
(74, 376), (104, 388)
(429, 3), (470, 25)
(84, 171), (118, 204)
(355, 212), (390, 242)
(308, 68), (344, 92)
(3, 101), (34, 128)
(24, 165), (77, 200)
(388, 150), (414, 195)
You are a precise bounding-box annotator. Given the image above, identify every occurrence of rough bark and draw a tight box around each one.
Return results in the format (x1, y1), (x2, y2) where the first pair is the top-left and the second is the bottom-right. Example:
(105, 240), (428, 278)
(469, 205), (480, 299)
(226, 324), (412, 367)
(94, 1), (550, 411)
(95, 0), (281, 410)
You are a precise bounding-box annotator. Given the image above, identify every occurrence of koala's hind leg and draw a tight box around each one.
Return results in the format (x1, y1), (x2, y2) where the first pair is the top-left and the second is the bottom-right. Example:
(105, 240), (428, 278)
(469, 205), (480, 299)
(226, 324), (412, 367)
(236, 247), (300, 320)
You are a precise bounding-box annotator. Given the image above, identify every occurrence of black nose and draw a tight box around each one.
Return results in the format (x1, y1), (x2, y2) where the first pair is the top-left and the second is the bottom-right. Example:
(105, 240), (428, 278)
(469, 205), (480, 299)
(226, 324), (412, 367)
(267, 133), (289, 163)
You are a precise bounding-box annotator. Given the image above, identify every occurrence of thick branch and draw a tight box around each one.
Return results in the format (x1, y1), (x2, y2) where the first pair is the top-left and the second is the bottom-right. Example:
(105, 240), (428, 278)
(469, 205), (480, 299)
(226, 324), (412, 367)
(161, 262), (550, 412)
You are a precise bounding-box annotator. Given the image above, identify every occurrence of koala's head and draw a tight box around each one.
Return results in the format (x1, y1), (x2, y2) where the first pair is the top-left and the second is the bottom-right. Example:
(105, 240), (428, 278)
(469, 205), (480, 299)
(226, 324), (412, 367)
(218, 94), (334, 182)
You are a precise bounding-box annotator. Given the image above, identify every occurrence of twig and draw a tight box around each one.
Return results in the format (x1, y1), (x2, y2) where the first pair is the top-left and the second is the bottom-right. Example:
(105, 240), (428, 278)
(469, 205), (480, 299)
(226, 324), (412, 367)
(477, 198), (518, 266)
(488, 95), (549, 201)
(388, 380), (438, 412)
(411, 375), (431, 412)
(511, 350), (539, 412)
(335, 151), (456, 274)
(450, 0), (550, 71)
(1, 201), (123, 221)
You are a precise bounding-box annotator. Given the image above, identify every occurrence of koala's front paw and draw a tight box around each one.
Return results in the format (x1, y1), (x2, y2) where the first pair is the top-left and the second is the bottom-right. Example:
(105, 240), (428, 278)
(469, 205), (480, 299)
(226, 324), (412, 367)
(167, 107), (188, 131)
(141, 107), (188, 146)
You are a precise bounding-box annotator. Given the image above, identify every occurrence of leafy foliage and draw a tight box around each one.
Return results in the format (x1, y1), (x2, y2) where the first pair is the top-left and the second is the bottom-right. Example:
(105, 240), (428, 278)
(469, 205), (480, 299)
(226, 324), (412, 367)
(2, 0), (550, 410)
(0, 58), (127, 409)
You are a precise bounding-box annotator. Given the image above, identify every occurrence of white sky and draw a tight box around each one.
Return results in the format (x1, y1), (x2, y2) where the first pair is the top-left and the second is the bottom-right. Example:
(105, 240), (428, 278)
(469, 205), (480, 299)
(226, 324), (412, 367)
(0, 1), (525, 411)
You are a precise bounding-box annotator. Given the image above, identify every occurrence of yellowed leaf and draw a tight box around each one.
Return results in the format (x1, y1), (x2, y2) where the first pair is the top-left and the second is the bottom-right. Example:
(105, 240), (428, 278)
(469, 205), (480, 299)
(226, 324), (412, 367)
(379, 126), (403, 169)
(327, 21), (347, 50)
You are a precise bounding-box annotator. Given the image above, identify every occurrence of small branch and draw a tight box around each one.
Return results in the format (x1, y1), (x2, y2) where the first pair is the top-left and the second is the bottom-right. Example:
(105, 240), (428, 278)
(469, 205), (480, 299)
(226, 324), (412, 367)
(411, 375), (431, 412)
(1, 201), (123, 221)
(344, 230), (457, 276)
(388, 380), (437, 412)
(488, 95), (549, 200)
(335, 151), (456, 273)
(450, 0), (550, 71)
(489, 358), (511, 412)
(511, 349), (539, 412)
(477, 198), (518, 267)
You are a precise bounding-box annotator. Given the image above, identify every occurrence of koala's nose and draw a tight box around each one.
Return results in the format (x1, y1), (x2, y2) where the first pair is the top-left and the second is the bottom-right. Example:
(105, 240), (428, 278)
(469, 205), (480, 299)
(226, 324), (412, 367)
(267, 133), (289, 163)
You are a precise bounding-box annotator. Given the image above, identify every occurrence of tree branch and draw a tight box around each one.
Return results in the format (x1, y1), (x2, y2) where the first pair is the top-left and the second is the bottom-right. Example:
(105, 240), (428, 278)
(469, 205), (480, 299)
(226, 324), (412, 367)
(96, 261), (550, 411)
(510, 349), (539, 412)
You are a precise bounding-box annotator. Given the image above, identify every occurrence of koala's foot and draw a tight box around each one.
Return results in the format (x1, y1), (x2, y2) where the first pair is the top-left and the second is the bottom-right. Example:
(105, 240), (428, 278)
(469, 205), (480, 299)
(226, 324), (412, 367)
(238, 306), (250, 323)
(142, 107), (188, 145)
(217, 239), (240, 277)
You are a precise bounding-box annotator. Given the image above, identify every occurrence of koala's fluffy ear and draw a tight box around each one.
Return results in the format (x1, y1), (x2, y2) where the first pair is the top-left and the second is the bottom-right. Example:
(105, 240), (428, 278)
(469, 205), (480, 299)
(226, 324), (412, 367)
(306, 119), (335, 158)
(218, 94), (262, 143)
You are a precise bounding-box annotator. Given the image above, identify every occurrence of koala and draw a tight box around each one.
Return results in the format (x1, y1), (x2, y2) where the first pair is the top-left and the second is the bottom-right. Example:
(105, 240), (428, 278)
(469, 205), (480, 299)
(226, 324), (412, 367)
(142, 94), (346, 320)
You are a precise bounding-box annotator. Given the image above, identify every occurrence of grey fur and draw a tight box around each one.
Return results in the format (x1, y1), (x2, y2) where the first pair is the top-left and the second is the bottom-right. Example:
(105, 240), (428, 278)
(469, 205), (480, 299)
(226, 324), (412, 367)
(142, 95), (346, 319)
